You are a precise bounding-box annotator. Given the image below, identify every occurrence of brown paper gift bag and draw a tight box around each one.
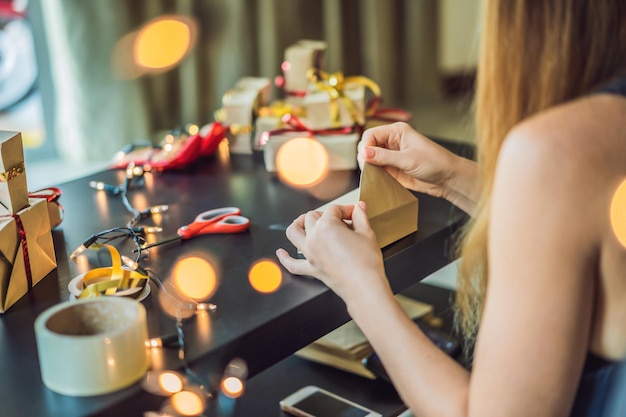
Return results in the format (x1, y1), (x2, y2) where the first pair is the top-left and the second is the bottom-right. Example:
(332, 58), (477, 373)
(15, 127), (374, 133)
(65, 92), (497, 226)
(0, 197), (57, 313)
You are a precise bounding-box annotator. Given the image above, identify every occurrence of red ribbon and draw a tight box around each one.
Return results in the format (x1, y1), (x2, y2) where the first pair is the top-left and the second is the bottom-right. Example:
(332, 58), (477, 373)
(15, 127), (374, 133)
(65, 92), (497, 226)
(29, 187), (64, 226)
(29, 187), (62, 203)
(256, 113), (356, 148)
(148, 122), (227, 171)
(0, 213), (32, 289)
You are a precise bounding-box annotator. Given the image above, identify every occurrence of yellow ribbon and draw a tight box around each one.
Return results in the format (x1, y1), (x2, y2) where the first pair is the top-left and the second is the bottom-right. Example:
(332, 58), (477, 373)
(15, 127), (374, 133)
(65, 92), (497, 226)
(78, 244), (148, 299)
(0, 161), (25, 182)
(308, 70), (382, 126)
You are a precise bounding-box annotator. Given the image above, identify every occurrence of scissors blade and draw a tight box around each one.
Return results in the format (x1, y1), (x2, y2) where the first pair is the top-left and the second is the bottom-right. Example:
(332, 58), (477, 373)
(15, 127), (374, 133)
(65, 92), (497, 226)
(138, 234), (183, 250)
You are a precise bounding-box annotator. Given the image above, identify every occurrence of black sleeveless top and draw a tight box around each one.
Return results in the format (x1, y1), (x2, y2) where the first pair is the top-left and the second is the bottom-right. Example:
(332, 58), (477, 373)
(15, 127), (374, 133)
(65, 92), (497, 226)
(569, 76), (626, 417)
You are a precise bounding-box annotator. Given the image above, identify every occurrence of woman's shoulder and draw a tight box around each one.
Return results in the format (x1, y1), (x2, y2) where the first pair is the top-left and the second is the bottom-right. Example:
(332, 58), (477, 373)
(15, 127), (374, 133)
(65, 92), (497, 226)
(501, 94), (626, 181)
(495, 94), (626, 243)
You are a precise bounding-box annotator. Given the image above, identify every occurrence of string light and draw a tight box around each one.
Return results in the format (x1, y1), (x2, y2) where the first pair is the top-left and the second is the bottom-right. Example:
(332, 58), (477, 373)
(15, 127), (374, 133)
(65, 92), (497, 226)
(220, 358), (248, 399)
(88, 181), (121, 195)
(69, 235), (98, 260)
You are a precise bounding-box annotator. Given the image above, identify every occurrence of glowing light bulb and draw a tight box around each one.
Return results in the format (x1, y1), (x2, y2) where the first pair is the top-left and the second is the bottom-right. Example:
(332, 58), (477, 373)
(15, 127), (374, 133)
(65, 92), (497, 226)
(220, 376), (244, 398)
(220, 357), (248, 399)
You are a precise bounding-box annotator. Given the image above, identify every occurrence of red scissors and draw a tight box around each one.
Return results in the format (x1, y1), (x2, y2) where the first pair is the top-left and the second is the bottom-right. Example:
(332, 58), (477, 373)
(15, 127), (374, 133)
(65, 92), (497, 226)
(139, 207), (250, 250)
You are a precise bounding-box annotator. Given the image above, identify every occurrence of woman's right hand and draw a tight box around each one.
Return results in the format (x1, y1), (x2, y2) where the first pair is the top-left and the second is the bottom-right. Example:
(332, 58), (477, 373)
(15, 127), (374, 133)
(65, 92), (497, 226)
(358, 122), (479, 213)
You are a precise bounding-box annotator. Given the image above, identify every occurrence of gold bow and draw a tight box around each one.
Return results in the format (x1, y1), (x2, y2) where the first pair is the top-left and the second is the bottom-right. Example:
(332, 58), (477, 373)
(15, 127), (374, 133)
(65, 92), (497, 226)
(308, 70), (382, 126)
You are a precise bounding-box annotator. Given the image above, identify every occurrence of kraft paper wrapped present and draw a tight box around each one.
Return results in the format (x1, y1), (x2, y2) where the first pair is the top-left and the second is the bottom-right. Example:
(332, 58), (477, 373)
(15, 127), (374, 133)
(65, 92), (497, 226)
(263, 130), (360, 172)
(283, 40), (327, 105)
(29, 188), (63, 229)
(220, 77), (271, 155)
(0, 197), (56, 313)
(359, 163), (418, 248)
(304, 82), (366, 130)
(0, 132), (29, 213)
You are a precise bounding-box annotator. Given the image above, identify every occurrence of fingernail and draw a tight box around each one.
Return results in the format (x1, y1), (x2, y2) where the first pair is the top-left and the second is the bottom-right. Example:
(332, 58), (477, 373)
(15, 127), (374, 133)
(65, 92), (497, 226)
(358, 201), (366, 210)
(364, 147), (375, 159)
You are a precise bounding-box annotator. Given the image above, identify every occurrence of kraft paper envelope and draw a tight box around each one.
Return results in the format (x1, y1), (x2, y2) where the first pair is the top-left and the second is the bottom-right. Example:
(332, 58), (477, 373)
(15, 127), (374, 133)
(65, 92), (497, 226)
(358, 163), (418, 248)
(0, 198), (56, 313)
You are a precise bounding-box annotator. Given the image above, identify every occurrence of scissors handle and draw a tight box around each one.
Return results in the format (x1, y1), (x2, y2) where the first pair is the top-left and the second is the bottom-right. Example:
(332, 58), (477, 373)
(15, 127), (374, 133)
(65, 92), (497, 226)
(178, 208), (250, 239)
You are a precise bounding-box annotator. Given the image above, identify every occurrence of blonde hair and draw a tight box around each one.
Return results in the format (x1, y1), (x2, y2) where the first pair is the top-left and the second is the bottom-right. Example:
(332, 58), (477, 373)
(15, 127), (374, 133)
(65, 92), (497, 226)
(455, 0), (626, 348)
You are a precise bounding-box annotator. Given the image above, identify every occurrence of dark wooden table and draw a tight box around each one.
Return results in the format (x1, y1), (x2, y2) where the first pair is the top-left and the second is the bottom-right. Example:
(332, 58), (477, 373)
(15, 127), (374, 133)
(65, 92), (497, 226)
(0, 142), (470, 417)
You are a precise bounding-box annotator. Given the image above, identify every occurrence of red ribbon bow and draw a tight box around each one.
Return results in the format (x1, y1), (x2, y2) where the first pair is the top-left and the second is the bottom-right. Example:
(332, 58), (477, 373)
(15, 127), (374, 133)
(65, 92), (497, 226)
(0, 213), (32, 289)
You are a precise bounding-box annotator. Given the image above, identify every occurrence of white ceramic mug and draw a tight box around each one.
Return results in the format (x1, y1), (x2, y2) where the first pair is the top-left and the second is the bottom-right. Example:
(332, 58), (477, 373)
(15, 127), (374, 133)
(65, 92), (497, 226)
(34, 297), (149, 396)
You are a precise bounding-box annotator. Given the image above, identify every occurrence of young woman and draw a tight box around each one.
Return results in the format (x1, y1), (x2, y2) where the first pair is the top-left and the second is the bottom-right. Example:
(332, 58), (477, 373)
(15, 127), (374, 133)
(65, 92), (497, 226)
(276, 1), (626, 416)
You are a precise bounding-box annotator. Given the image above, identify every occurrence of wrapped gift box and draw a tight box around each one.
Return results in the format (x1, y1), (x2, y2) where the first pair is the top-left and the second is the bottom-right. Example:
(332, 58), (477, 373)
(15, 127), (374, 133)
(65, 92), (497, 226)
(304, 82), (366, 130)
(0, 197), (56, 313)
(283, 40), (327, 105)
(221, 77), (271, 155)
(263, 131), (360, 172)
(0, 132), (29, 213)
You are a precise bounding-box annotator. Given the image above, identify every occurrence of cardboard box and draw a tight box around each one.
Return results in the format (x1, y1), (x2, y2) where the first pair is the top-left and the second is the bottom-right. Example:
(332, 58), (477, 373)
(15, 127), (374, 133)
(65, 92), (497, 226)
(0, 132), (29, 213)
(283, 40), (327, 104)
(221, 77), (271, 155)
(0, 197), (56, 313)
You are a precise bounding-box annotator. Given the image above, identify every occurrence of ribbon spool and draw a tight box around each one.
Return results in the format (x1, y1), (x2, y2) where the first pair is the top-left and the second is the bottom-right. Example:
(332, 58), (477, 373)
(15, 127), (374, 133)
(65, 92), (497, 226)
(34, 297), (149, 396)
(74, 244), (149, 300)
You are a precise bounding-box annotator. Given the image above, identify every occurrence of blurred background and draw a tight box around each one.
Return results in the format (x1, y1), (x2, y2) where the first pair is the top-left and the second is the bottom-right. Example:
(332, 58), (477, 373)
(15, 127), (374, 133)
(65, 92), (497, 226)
(0, 0), (480, 189)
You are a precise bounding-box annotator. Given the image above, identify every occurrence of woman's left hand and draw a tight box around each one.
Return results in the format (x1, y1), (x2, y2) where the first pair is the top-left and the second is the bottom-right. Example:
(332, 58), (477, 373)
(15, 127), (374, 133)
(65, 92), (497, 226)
(276, 201), (390, 304)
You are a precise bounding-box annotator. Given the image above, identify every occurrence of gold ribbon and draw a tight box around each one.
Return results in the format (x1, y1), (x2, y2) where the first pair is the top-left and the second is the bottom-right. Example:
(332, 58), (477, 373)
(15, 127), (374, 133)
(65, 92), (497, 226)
(78, 244), (148, 299)
(0, 161), (25, 182)
(308, 70), (382, 127)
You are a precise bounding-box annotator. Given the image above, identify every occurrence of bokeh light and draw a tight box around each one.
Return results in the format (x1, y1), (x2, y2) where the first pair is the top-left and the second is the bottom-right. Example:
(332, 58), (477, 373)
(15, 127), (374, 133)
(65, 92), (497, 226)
(134, 17), (194, 70)
(158, 372), (183, 394)
(276, 137), (329, 187)
(171, 389), (205, 416)
(172, 256), (217, 301)
(610, 178), (626, 247)
(248, 259), (283, 294)
(157, 281), (197, 320)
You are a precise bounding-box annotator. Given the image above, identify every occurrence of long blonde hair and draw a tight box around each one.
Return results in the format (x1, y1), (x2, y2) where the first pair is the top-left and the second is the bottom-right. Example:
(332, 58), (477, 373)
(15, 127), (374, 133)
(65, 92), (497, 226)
(455, 0), (626, 348)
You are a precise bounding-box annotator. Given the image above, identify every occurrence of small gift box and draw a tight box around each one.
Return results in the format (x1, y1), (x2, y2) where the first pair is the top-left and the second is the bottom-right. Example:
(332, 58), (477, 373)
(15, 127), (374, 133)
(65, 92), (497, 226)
(220, 77), (271, 155)
(263, 130), (360, 173)
(0, 132), (29, 213)
(0, 131), (57, 313)
(0, 197), (56, 313)
(304, 82), (366, 130)
(282, 40), (327, 105)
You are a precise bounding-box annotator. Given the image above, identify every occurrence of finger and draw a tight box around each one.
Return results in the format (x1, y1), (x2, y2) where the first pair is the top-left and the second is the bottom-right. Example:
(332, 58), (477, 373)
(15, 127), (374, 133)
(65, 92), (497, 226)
(286, 218), (307, 251)
(322, 204), (355, 221)
(276, 248), (316, 277)
(304, 210), (322, 231)
(351, 201), (374, 235)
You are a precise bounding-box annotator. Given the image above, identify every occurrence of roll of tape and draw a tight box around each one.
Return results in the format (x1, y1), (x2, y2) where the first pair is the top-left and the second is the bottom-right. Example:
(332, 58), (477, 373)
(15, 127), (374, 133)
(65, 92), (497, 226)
(34, 297), (149, 396)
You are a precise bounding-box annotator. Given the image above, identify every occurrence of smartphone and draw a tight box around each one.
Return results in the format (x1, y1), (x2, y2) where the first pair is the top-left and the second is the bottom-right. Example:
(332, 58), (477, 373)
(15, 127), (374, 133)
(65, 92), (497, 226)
(279, 385), (383, 417)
